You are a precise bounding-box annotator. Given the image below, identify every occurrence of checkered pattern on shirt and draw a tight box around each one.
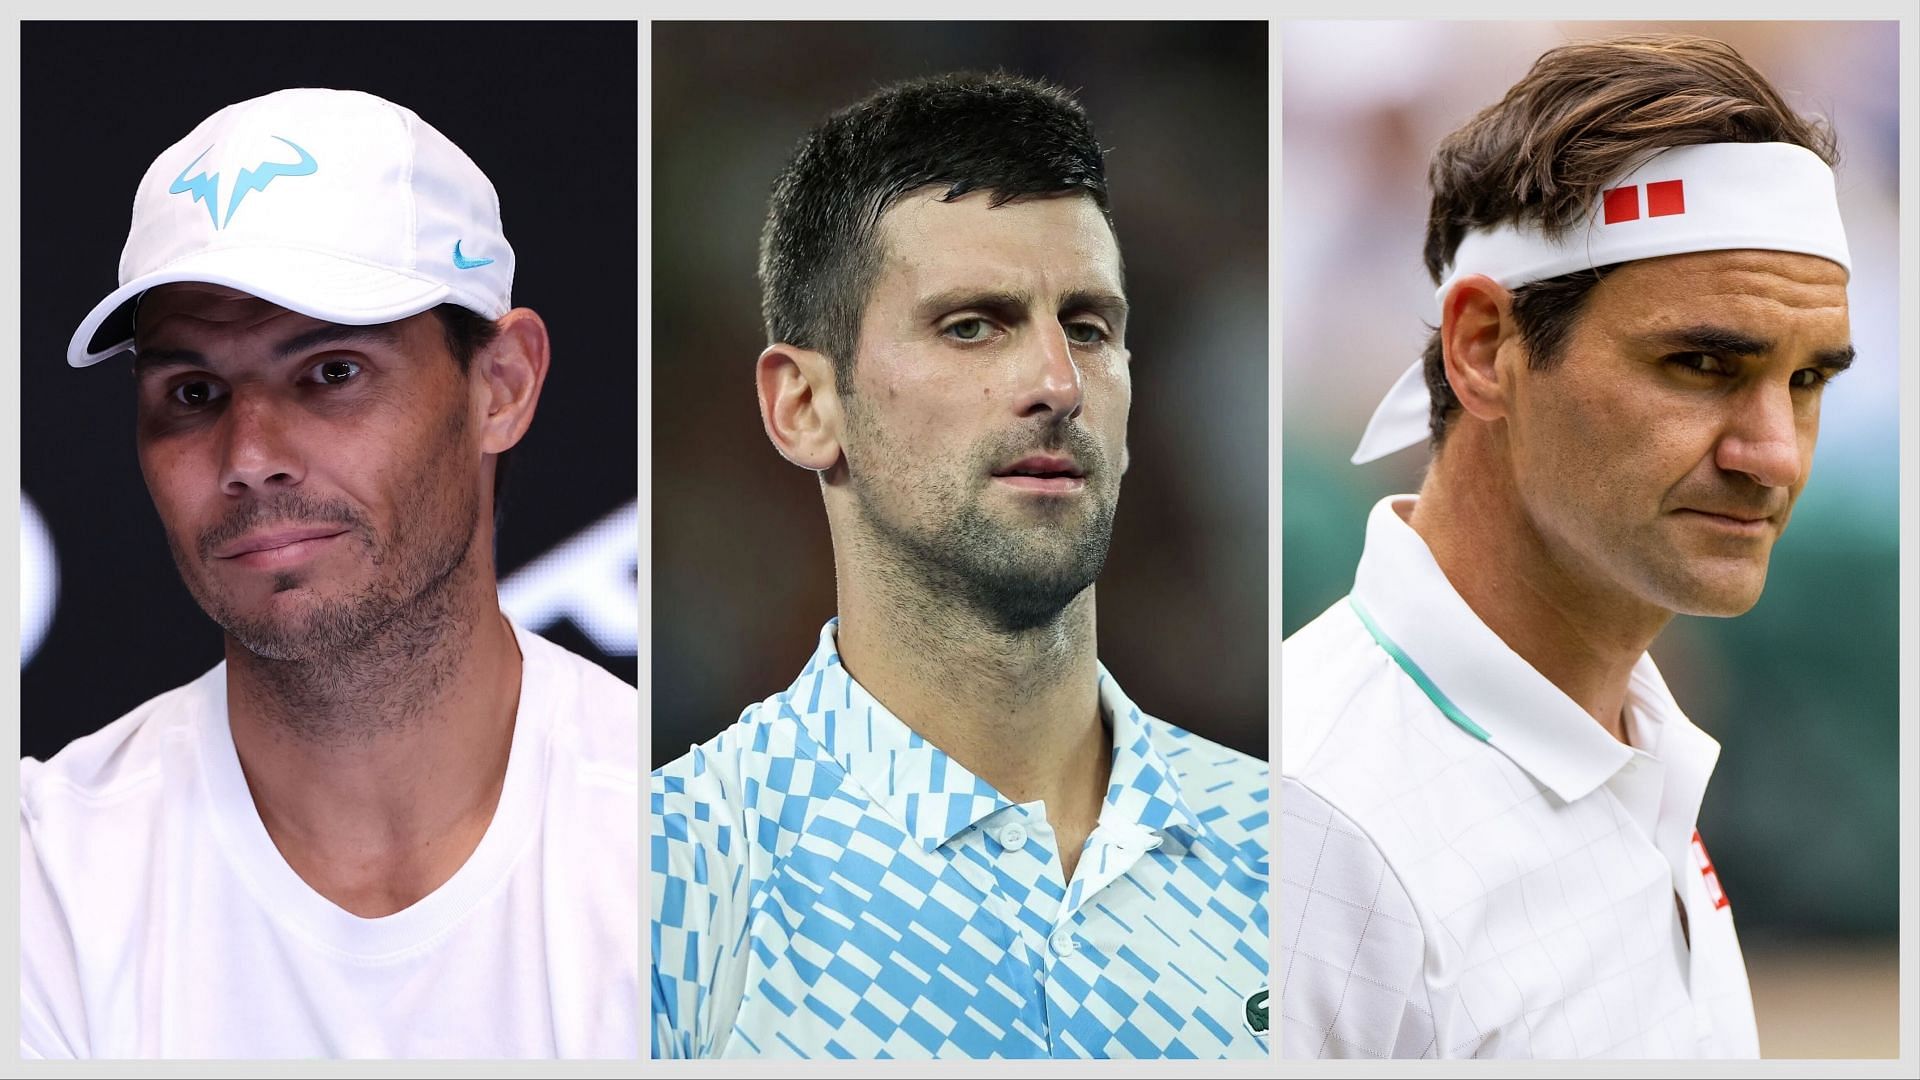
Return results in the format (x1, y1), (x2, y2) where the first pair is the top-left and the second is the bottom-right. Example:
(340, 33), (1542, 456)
(1280, 600), (1737, 1059)
(652, 621), (1270, 1059)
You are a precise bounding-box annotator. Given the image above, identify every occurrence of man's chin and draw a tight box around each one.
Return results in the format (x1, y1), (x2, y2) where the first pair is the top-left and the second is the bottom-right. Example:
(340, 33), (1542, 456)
(200, 590), (364, 661)
(1652, 565), (1770, 619)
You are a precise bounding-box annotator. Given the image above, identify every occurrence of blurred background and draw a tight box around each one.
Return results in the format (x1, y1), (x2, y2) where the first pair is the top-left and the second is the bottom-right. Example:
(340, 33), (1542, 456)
(1282, 21), (1899, 1059)
(20, 22), (639, 761)
(653, 23), (1268, 766)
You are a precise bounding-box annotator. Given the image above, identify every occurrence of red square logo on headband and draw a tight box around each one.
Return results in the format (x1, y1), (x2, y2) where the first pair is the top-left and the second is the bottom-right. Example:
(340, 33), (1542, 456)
(1602, 185), (1640, 224)
(1647, 179), (1686, 218)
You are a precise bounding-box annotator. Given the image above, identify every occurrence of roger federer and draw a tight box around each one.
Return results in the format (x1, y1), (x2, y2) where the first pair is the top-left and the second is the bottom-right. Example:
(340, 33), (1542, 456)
(1280, 36), (1853, 1059)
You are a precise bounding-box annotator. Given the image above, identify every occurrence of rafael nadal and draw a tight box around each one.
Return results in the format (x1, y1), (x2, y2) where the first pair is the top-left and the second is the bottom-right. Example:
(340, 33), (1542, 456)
(19, 89), (638, 1058)
(1280, 36), (1853, 1058)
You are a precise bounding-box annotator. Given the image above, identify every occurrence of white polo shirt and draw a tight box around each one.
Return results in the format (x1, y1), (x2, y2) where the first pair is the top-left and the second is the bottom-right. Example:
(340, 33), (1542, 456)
(1280, 496), (1759, 1059)
(652, 619), (1271, 1059)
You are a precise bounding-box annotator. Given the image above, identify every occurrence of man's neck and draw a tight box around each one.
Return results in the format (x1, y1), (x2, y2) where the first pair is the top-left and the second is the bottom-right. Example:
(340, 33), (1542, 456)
(1411, 432), (1671, 742)
(224, 573), (523, 918)
(835, 563), (1111, 881)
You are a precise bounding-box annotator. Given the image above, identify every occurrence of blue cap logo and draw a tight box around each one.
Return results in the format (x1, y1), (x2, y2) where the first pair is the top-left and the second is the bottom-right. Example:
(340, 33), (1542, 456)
(168, 136), (319, 230)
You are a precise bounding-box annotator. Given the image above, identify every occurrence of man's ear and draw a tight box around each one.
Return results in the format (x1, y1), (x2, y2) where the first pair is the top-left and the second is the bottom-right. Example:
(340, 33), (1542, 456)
(757, 343), (843, 471)
(1439, 274), (1521, 424)
(474, 308), (551, 454)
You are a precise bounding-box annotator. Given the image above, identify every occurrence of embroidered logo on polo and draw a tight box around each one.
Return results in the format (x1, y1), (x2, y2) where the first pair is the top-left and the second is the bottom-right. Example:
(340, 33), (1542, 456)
(1692, 829), (1731, 910)
(1603, 178), (1686, 224)
(651, 620), (1272, 1059)
(168, 136), (318, 230)
(1242, 986), (1269, 1036)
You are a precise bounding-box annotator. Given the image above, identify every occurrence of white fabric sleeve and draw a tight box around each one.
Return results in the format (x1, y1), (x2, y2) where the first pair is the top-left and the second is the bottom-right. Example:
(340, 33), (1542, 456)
(1280, 777), (1437, 1059)
(650, 742), (752, 1059)
(19, 784), (85, 1059)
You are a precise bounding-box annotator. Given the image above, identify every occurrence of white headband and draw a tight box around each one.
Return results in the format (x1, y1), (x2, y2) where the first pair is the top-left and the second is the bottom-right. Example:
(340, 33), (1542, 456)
(1351, 142), (1851, 464)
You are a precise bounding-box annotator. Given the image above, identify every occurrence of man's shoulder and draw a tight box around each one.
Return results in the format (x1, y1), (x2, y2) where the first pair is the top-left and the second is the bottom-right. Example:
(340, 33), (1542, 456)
(651, 689), (830, 811)
(1278, 595), (1513, 889)
(21, 667), (219, 827)
(1140, 714), (1269, 867)
(516, 624), (638, 783)
(20, 668), (221, 961)
(1279, 774), (1434, 1059)
(1143, 714), (1266, 805)
(1281, 594), (1481, 799)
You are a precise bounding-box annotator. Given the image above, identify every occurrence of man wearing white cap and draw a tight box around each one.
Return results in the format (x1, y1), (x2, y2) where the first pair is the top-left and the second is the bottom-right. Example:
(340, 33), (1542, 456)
(1280, 37), (1853, 1058)
(20, 89), (638, 1058)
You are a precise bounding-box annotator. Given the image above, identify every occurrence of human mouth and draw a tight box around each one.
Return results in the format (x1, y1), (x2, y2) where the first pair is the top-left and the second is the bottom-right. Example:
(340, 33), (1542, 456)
(212, 525), (350, 568)
(992, 455), (1087, 494)
(1673, 508), (1774, 537)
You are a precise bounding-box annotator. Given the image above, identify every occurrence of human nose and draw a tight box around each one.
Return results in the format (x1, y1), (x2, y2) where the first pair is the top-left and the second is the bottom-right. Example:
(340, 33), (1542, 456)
(1013, 323), (1085, 422)
(1714, 383), (1804, 490)
(219, 392), (305, 495)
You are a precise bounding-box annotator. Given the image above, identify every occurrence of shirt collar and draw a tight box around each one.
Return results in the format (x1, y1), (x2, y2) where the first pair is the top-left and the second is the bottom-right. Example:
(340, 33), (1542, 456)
(1351, 495), (1718, 803)
(782, 619), (1203, 853)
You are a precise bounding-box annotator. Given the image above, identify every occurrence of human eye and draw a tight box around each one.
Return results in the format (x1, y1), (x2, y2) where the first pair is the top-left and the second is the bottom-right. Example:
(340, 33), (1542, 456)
(941, 317), (996, 343)
(1064, 320), (1109, 345)
(1789, 367), (1834, 391)
(307, 358), (363, 386)
(169, 378), (227, 408)
(1663, 352), (1734, 378)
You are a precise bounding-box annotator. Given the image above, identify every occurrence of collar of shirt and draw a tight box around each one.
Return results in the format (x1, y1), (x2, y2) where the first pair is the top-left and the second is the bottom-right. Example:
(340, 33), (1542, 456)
(781, 619), (1204, 856)
(1349, 495), (1722, 860)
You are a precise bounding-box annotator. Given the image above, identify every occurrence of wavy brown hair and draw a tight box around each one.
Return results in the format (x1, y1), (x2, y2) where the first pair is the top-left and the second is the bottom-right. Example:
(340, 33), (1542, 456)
(1420, 35), (1838, 448)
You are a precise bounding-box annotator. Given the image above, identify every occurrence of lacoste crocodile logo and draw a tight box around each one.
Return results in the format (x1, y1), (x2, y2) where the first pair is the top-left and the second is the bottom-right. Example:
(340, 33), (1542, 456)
(1244, 986), (1269, 1036)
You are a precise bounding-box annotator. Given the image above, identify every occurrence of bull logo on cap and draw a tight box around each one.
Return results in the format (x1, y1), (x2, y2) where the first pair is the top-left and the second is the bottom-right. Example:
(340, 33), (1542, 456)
(167, 135), (318, 230)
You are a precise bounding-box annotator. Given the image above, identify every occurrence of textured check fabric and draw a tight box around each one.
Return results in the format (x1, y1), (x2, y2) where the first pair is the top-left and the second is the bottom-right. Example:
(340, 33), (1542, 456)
(652, 620), (1270, 1059)
(1279, 497), (1759, 1059)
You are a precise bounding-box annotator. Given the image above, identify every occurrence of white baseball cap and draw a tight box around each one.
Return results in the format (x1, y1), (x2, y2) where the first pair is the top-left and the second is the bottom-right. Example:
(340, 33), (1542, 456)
(68, 87), (515, 367)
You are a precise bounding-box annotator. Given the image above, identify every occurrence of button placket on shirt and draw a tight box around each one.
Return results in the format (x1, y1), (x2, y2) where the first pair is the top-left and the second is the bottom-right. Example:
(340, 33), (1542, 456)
(975, 807), (1063, 959)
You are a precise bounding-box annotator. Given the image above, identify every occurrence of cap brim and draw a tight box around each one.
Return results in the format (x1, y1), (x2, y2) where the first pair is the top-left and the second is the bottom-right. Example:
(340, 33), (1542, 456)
(67, 246), (454, 367)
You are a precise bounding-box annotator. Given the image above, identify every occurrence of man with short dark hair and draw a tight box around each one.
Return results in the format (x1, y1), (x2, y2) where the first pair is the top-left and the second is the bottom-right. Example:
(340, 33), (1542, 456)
(1280, 37), (1853, 1059)
(651, 72), (1269, 1060)
(20, 88), (639, 1059)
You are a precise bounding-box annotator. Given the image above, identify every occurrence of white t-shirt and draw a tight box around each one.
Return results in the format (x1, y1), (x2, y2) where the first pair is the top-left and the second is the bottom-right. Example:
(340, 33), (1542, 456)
(19, 619), (639, 1059)
(1280, 496), (1759, 1059)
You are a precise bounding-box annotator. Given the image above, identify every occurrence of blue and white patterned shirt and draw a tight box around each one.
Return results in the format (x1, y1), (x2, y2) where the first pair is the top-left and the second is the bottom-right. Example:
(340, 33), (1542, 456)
(651, 620), (1270, 1059)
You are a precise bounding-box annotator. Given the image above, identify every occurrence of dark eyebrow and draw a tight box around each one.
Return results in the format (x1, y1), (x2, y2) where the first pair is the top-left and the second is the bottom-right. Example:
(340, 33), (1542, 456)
(1641, 324), (1855, 372)
(914, 288), (1033, 324)
(1060, 289), (1130, 328)
(272, 322), (404, 359)
(1811, 344), (1856, 372)
(913, 287), (1130, 327)
(131, 323), (403, 376)
(130, 347), (206, 375)
(1642, 325), (1773, 358)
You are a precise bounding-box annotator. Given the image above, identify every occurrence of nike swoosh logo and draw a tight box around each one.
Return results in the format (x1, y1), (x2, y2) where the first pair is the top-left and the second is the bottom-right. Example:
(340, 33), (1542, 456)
(222, 137), (318, 227)
(452, 240), (494, 270)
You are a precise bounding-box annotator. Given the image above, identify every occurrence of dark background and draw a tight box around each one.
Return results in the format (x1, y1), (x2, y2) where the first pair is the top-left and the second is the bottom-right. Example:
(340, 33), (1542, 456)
(20, 22), (639, 762)
(651, 22), (1270, 768)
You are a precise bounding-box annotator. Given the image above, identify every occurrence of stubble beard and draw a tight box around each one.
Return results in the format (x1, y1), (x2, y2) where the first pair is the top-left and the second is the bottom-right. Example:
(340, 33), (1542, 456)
(162, 413), (485, 743)
(174, 493), (474, 660)
(846, 404), (1119, 635)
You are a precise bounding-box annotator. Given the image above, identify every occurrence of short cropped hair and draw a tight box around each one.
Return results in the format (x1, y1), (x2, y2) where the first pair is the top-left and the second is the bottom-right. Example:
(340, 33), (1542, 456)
(758, 71), (1114, 390)
(1420, 35), (1838, 448)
